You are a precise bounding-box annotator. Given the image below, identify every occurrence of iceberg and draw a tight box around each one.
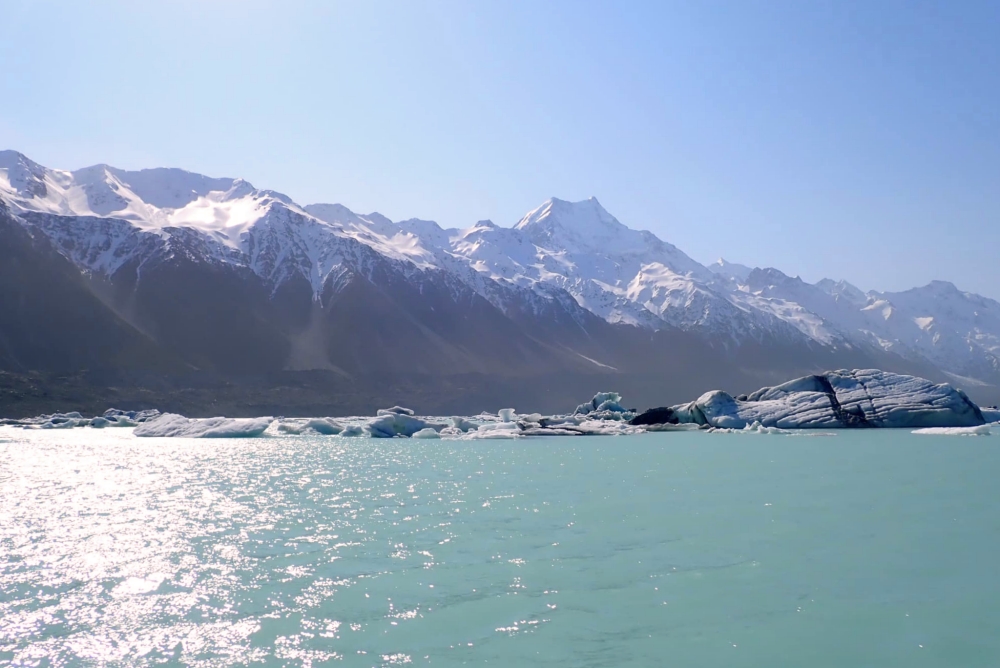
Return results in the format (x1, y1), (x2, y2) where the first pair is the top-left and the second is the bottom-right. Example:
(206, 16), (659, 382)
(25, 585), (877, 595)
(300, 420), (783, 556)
(366, 409), (447, 438)
(134, 414), (274, 438)
(103, 408), (161, 423)
(637, 370), (985, 429)
(574, 392), (634, 420)
(276, 417), (345, 435)
(377, 406), (415, 416)
(449, 417), (478, 433)
(912, 425), (992, 436)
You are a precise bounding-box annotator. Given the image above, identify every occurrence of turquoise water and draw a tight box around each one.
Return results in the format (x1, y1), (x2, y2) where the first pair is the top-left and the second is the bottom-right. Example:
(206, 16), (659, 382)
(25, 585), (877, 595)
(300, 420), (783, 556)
(1, 428), (998, 667)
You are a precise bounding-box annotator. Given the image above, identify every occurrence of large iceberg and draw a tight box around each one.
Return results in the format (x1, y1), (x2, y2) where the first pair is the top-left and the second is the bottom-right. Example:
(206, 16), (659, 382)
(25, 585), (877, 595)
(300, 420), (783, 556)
(134, 414), (274, 438)
(633, 370), (985, 429)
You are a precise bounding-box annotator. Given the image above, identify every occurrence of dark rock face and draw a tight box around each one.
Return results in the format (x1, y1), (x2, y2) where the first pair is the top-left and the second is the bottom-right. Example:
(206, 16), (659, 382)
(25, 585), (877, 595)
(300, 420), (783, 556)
(0, 203), (176, 374)
(629, 407), (679, 426)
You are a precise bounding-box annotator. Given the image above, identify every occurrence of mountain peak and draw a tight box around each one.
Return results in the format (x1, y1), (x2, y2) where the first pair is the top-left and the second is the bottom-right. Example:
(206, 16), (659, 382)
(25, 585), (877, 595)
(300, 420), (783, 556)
(514, 196), (618, 235)
(708, 258), (753, 282)
(926, 280), (960, 292)
(0, 149), (35, 168)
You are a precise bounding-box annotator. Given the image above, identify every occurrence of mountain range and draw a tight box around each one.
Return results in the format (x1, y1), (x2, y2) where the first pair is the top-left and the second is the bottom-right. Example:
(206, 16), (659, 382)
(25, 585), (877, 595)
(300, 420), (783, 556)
(1, 149), (997, 416)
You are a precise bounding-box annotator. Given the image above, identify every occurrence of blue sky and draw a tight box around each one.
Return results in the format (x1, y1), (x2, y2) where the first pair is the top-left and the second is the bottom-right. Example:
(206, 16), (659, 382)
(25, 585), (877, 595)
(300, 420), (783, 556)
(2, 0), (998, 297)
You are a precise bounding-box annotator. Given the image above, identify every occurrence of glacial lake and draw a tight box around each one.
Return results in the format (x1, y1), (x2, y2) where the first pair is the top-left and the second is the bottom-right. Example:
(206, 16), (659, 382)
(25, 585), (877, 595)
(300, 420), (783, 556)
(1, 427), (998, 667)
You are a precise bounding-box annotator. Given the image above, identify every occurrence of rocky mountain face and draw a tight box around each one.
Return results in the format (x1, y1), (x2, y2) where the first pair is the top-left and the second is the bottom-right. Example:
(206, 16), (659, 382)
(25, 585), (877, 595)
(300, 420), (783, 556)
(1, 150), (996, 415)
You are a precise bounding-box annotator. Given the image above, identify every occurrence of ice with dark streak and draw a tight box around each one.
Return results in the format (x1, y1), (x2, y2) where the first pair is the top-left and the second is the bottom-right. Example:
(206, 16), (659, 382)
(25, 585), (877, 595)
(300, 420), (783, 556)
(3, 370), (990, 437)
(657, 369), (985, 429)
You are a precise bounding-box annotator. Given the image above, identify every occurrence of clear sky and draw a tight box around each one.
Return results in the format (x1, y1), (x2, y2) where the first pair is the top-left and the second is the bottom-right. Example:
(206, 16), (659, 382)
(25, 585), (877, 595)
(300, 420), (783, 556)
(2, 0), (998, 297)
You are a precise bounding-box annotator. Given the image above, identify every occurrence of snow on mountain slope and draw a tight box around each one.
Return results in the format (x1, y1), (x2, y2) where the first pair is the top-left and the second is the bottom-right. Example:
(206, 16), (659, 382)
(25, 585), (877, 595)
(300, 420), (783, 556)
(860, 282), (1000, 380)
(3, 149), (998, 385)
(443, 197), (812, 339)
(740, 268), (1000, 383)
(708, 258), (754, 282)
(1, 152), (443, 298)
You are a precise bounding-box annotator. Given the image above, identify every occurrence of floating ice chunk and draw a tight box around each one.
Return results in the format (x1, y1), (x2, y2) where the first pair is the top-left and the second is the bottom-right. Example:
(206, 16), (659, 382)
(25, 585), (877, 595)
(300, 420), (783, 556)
(912, 425), (992, 436)
(104, 408), (161, 423)
(498, 408), (516, 423)
(367, 415), (400, 438)
(574, 391), (632, 416)
(411, 428), (441, 439)
(708, 421), (791, 434)
(90, 417), (110, 428)
(40, 418), (83, 429)
(367, 413), (445, 438)
(277, 417), (344, 435)
(981, 408), (1000, 423)
(478, 421), (519, 433)
(668, 370), (986, 429)
(450, 417), (478, 433)
(463, 429), (523, 440)
(341, 425), (364, 437)
(519, 427), (582, 436)
(572, 420), (644, 436)
(644, 423), (703, 432)
(377, 406), (415, 416)
(134, 414), (274, 438)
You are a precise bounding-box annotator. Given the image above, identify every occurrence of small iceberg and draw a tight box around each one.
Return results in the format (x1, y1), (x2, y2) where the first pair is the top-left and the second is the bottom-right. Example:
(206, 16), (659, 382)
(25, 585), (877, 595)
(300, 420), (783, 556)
(134, 414), (274, 438)
(366, 408), (447, 438)
(276, 417), (345, 436)
(912, 425), (992, 436)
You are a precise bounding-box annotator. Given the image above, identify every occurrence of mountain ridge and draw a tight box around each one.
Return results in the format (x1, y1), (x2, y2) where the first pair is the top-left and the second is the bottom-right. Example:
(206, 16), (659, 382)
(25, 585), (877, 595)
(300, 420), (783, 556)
(1, 150), (997, 414)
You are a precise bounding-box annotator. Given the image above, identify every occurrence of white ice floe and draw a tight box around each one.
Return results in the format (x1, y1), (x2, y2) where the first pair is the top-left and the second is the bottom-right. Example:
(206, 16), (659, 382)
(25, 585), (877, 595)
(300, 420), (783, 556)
(411, 428), (442, 439)
(912, 425), (992, 436)
(134, 414), (274, 438)
(704, 421), (837, 436)
(276, 417), (345, 436)
(366, 410), (446, 438)
(449, 417), (479, 433)
(377, 406), (416, 416)
(663, 370), (985, 430)
(708, 421), (790, 435)
(573, 392), (635, 421)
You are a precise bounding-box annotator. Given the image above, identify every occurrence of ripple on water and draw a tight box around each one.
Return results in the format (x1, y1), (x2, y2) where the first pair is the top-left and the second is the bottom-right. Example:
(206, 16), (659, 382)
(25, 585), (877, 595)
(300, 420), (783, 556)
(2, 427), (1000, 666)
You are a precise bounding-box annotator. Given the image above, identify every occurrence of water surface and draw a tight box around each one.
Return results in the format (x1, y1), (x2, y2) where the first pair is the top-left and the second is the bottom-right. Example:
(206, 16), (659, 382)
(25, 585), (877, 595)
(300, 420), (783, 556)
(1, 428), (998, 666)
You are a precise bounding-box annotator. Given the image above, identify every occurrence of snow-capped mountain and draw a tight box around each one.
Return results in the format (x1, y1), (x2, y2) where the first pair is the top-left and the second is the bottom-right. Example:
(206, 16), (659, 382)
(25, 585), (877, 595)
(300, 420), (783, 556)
(1, 149), (998, 408)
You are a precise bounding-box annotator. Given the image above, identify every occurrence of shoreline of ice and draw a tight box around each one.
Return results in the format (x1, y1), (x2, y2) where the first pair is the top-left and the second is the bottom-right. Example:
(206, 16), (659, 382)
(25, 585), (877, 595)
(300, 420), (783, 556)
(1, 370), (994, 440)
